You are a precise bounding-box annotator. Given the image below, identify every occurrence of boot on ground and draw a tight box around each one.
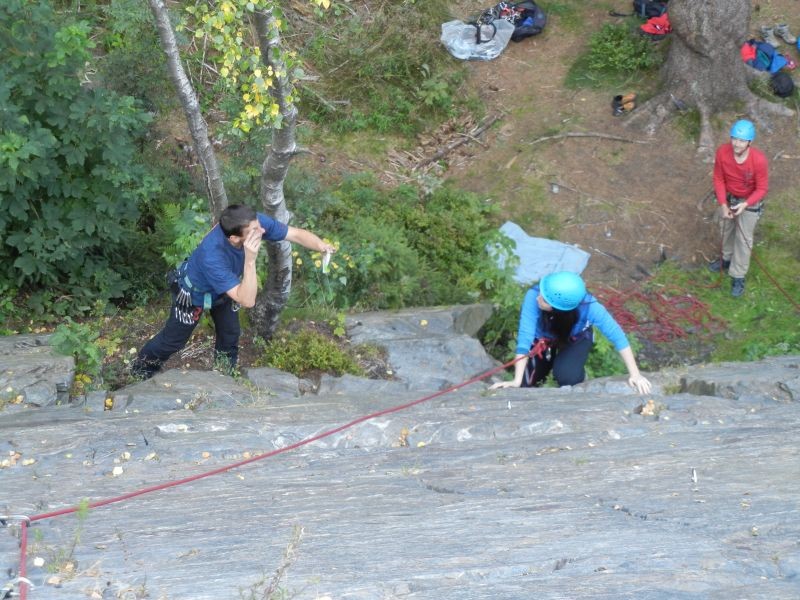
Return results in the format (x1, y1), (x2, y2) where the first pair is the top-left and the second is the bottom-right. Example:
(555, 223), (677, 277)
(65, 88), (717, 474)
(731, 277), (746, 297)
(775, 23), (797, 44)
(761, 25), (781, 47)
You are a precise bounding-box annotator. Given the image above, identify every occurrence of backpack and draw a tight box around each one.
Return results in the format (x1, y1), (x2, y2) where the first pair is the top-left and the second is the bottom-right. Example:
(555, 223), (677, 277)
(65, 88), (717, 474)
(771, 72), (795, 98)
(741, 39), (788, 73)
(480, 1), (547, 42)
(640, 13), (671, 39)
(633, 0), (668, 18)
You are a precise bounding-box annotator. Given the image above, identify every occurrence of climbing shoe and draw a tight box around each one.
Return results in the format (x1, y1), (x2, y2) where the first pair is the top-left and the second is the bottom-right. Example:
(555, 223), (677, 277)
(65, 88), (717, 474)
(731, 277), (746, 297)
(775, 23), (797, 45)
(708, 258), (731, 273)
(761, 25), (781, 47)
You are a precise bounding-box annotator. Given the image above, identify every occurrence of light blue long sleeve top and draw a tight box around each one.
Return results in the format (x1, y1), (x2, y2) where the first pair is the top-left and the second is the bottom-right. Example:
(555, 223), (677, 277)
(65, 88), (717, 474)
(514, 285), (630, 355)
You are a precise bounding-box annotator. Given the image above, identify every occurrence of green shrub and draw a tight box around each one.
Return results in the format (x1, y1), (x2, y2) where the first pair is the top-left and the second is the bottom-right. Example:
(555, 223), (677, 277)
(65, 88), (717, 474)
(585, 332), (644, 379)
(0, 0), (156, 312)
(95, 0), (173, 112)
(255, 328), (363, 377)
(587, 23), (661, 73)
(299, 0), (469, 133)
(51, 318), (104, 379)
(287, 173), (509, 310)
(158, 196), (214, 268)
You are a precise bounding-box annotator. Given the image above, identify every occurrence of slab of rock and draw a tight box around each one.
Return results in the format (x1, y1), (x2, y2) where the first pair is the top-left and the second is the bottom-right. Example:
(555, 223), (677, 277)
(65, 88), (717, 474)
(243, 366), (314, 399)
(112, 369), (261, 413)
(672, 355), (800, 402)
(0, 333), (74, 407)
(346, 304), (498, 391)
(1, 356), (799, 599)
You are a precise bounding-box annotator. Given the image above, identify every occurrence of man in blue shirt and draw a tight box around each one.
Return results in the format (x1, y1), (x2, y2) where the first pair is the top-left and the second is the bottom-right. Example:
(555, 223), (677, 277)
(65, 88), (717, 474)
(131, 204), (336, 380)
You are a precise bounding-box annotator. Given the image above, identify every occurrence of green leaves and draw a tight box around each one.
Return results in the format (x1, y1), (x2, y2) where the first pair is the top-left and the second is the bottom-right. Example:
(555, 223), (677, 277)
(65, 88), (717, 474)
(0, 0), (155, 307)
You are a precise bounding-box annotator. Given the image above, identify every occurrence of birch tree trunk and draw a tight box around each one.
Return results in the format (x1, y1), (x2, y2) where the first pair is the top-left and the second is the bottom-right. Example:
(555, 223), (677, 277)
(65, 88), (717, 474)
(627, 0), (792, 155)
(249, 9), (301, 340)
(147, 0), (228, 218)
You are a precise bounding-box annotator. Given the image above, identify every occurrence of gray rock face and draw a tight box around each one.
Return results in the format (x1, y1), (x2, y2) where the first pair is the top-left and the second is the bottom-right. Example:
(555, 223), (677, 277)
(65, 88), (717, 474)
(0, 334), (74, 407)
(1, 329), (799, 599)
(346, 304), (498, 391)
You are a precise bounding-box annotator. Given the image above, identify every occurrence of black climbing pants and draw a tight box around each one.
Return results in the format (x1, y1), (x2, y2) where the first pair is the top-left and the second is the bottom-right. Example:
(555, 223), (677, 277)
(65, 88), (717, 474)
(522, 335), (594, 388)
(131, 294), (241, 380)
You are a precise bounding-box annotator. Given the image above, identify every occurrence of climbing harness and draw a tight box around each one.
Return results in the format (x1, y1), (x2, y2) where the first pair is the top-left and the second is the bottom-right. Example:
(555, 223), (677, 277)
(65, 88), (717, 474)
(727, 194), (764, 216)
(524, 337), (553, 386)
(169, 261), (241, 324)
(529, 337), (553, 360)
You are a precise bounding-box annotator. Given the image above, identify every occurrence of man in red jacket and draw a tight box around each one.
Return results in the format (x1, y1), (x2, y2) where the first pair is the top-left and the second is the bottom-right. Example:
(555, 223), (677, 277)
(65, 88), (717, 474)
(709, 119), (769, 297)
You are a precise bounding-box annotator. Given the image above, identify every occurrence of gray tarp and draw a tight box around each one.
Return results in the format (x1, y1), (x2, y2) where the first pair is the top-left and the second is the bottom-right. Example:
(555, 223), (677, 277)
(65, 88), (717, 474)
(493, 221), (590, 285)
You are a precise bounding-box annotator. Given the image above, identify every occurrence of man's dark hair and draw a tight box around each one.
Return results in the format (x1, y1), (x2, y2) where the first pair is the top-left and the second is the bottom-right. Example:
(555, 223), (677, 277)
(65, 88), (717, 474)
(219, 204), (257, 237)
(542, 308), (579, 348)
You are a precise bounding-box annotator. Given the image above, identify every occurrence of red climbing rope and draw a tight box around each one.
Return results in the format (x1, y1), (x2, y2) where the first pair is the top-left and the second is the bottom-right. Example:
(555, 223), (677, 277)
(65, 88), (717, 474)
(594, 285), (726, 344)
(10, 354), (527, 600)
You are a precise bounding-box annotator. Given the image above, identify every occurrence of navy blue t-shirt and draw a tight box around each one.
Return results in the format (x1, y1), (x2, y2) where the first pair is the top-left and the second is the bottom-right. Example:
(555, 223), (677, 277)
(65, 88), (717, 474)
(183, 213), (288, 306)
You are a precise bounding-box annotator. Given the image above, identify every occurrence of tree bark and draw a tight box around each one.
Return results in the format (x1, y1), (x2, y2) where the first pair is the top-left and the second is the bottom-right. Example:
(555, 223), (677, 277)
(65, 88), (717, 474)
(627, 0), (792, 155)
(249, 9), (301, 340)
(147, 0), (228, 218)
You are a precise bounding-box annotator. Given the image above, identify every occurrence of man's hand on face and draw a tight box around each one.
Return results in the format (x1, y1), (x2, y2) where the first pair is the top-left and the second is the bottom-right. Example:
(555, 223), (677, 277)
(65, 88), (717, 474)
(243, 228), (263, 262)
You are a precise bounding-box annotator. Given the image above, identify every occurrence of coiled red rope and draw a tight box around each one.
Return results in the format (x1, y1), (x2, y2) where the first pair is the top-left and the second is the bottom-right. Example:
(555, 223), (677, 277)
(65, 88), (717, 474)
(11, 355), (526, 599)
(593, 285), (726, 343)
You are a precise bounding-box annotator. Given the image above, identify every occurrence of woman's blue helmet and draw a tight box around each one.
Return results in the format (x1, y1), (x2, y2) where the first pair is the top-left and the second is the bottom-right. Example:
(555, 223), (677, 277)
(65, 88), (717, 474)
(540, 271), (587, 311)
(730, 119), (756, 142)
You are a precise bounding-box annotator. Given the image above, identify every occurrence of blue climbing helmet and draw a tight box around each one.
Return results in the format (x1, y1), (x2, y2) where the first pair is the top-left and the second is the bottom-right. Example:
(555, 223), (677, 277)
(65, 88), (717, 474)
(730, 119), (756, 142)
(539, 271), (587, 311)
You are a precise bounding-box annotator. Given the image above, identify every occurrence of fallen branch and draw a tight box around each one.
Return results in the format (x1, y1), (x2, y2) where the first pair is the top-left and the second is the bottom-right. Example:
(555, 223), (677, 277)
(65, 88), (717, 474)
(416, 114), (502, 169)
(297, 82), (340, 113)
(529, 131), (650, 146)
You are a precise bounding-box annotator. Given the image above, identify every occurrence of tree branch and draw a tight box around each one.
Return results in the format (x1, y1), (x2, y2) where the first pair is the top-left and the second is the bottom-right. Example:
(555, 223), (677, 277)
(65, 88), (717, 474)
(528, 131), (650, 146)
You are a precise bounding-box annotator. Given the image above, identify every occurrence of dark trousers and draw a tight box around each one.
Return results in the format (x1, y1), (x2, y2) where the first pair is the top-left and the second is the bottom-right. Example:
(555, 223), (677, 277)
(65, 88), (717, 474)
(522, 336), (593, 388)
(132, 295), (241, 380)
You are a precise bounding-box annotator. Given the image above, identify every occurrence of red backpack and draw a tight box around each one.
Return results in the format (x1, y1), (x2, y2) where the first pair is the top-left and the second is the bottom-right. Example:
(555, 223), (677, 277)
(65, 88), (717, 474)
(640, 13), (671, 38)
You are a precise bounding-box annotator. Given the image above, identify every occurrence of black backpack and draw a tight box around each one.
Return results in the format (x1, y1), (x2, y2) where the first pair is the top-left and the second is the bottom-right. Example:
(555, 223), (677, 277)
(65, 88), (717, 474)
(771, 72), (795, 98)
(478, 1), (547, 42)
(507, 1), (547, 42)
(632, 0), (668, 18)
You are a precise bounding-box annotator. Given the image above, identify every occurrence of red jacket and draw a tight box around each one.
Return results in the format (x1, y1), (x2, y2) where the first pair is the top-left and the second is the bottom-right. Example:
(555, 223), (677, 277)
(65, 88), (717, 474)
(713, 143), (768, 206)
